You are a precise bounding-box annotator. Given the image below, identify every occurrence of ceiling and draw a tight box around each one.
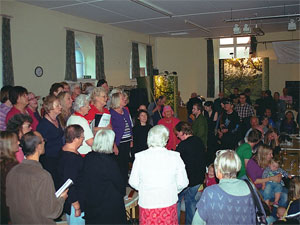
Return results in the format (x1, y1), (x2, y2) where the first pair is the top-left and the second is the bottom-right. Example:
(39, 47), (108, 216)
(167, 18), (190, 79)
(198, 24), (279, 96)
(18, 0), (300, 38)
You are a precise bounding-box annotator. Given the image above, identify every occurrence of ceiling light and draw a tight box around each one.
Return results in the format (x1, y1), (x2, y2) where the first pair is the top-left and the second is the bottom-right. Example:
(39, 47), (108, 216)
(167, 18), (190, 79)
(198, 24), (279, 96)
(243, 24), (251, 34)
(130, 0), (173, 17)
(288, 19), (297, 31)
(184, 20), (210, 33)
(233, 24), (241, 35)
(170, 32), (189, 36)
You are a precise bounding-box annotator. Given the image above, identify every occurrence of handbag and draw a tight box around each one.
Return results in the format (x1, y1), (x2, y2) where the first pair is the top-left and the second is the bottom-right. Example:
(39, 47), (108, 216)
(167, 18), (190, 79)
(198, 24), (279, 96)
(244, 179), (268, 225)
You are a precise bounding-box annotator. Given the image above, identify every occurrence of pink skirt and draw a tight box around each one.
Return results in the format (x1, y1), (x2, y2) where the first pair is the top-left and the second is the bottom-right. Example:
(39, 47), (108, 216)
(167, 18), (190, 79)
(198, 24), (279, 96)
(139, 203), (178, 225)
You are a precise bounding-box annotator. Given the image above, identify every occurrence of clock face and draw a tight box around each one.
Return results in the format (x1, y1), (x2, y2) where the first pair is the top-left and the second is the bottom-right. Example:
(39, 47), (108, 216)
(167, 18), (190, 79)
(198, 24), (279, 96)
(34, 66), (43, 77)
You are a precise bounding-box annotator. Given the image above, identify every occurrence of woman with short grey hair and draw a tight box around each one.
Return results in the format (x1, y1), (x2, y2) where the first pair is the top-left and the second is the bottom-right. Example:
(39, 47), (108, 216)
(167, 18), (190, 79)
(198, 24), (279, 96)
(67, 94), (93, 156)
(129, 125), (189, 225)
(81, 129), (127, 224)
(192, 150), (256, 225)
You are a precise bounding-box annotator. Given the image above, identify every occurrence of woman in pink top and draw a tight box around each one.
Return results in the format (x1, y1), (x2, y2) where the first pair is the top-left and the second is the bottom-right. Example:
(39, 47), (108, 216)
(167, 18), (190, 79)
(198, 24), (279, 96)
(158, 105), (180, 150)
(6, 114), (33, 163)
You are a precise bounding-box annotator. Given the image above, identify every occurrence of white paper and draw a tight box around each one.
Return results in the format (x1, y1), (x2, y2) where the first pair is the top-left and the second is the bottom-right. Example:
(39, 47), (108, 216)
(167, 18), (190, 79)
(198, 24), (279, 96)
(55, 178), (73, 198)
(98, 113), (111, 127)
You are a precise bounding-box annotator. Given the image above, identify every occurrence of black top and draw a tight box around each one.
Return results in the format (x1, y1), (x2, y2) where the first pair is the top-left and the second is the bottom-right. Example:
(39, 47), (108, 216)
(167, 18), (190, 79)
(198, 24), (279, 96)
(132, 124), (152, 155)
(220, 110), (240, 133)
(80, 151), (126, 224)
(176, 136), (207, 187)
(57, 151), (84, 215)
(204, 110), (217, 135)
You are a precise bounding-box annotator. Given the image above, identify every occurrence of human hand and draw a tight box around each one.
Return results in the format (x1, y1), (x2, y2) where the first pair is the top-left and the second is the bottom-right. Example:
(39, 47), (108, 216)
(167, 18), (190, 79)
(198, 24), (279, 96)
(75, 208), (81, 217)
(271, 174), (282, 183)
(60, 189), (68, 200)
(222, 128), (228, 133)
(130, 141), (133, 148)
(113, 145), (119, 155)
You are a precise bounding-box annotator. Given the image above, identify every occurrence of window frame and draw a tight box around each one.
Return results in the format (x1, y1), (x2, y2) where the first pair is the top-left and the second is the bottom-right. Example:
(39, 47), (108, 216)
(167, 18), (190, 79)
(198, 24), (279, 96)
(219, 37), (250, 59)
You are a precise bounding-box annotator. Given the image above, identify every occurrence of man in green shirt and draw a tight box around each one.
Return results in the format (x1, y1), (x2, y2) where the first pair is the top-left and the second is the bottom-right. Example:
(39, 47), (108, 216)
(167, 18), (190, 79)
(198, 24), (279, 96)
(236, 129), (262, 179)
(192, 103), (208, 147)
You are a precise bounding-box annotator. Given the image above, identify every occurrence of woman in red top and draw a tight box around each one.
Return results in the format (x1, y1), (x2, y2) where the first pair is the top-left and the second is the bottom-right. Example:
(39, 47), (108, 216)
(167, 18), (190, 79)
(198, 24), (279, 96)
(84, 87), (111, 133)
(158, 105), (180, 150)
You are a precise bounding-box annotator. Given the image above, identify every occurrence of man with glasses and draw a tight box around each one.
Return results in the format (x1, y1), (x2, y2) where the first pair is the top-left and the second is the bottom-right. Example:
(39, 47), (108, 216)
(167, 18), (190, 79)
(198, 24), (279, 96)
(6, 131), (68, 224)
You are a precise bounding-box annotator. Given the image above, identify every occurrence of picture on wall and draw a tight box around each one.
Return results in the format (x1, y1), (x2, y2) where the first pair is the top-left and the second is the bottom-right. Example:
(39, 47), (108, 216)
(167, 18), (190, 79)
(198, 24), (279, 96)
(219, 57), (269, 103)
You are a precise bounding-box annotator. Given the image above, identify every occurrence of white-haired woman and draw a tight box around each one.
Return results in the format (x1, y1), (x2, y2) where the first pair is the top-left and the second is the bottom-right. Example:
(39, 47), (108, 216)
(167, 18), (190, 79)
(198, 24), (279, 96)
(84, 87), (110, 132)
(192, 150), (257, 225)
(81, 129), (127, 224)
(129, 125), (189, 225)
(110, 92), (133, 191)
(67, 94), (93, 156)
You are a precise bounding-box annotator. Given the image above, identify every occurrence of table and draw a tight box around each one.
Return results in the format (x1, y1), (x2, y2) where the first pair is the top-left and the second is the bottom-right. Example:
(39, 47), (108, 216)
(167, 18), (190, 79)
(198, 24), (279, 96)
(124, 187), (139, 219)
(280, 136), (300, 176)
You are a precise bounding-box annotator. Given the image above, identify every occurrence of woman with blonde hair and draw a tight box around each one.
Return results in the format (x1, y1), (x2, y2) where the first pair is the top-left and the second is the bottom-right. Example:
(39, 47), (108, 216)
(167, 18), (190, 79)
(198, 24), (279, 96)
(0, 131), (19, 224)
(285, 177), (300, 223)
(193, 150), (256, 225)
(246, 144), (288, 206)
(264, 128), (281, 155)
(57, 91), (73, 129)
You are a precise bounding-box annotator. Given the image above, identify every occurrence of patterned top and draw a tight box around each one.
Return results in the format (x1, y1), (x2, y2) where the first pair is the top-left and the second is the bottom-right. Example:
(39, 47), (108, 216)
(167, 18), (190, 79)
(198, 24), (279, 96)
(235, 103), (254, 120)
(197, 183), (256, 225)
(0, 103), (12, 131)
(262, 167), (289, 186)
(120, 117), (132, 143)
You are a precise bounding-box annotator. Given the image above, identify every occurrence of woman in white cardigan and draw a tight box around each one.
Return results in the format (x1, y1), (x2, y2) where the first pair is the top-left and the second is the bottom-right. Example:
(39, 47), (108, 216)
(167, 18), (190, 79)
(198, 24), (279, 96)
(129, 125), (188, 225)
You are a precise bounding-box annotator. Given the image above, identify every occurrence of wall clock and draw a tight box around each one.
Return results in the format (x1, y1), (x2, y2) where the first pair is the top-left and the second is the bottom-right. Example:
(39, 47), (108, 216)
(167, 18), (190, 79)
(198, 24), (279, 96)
(34, 66), (43, 77)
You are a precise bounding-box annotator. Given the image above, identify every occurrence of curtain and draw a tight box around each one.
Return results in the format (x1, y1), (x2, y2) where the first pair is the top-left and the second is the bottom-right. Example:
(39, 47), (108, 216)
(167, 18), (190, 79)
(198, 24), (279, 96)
(65, 30), (77, 81)
(2, 17), (14, 86)
(146, 45), (153, 76)
(95, 35), (105, 80)
(131, 42), (140, 79)
(207, 39), (215, 98)
(250, 36), (257, 57)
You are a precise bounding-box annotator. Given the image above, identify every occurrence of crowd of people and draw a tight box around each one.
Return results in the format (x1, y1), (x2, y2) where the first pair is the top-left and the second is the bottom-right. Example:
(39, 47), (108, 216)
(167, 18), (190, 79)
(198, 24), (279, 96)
(0, 81), (299, 225)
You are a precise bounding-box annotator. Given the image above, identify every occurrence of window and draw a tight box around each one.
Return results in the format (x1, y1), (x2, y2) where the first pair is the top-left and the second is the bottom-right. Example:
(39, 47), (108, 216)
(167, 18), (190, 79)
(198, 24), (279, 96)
(75, 41), (85, 78)
(219, 37), (250, 59)
(130, 43), (147, 79)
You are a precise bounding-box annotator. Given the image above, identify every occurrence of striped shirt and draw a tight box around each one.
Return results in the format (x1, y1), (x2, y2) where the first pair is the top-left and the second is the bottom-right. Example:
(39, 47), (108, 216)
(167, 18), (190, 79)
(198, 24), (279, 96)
(120, 117), (132, 143)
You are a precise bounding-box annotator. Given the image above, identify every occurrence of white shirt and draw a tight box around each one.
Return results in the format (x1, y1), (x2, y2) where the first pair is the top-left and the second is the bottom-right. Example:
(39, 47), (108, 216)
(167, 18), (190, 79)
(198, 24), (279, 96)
(129, 147), (189, 209)
(67, 115), (93, 154)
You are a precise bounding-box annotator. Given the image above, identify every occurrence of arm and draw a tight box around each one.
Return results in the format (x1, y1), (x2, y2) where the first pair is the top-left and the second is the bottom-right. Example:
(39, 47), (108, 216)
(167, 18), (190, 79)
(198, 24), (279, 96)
(175, 155), (189, 193)
(244, 159), (249, 168)
(85, 137), (94, 147)
(254, 175), (281, 185)
(128, 156), (140, 190)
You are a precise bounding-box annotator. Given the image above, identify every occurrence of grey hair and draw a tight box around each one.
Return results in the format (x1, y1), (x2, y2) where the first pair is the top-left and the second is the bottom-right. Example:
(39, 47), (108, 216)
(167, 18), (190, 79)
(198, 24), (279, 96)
(90, 87), (107, 104)
(73, 94), (90, 112)
(92, 129), (115, 154)
(109, 88), (123, 99)
(147, 125), (169, 148)
(110, 92), (122, 109)
(214, 150), (241, 179)
(70, 83), (81, 92)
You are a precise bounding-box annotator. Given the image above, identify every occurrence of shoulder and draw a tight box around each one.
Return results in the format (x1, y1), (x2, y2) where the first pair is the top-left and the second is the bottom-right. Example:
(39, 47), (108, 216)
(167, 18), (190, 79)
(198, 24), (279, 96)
(103, 108), (110, 114)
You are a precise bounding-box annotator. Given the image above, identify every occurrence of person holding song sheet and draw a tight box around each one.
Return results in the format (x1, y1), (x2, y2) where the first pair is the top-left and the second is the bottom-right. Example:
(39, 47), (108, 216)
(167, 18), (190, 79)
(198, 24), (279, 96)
(58, 125), (85, 224)
(6, 131), (68, 224)
(84, 87), (111, 133)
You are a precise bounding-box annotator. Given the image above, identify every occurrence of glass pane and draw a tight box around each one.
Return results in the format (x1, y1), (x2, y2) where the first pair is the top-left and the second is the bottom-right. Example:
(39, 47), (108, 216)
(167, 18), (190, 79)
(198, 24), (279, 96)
(138, 43), (147, 76)
(219, 47), (234, 59)
(237, 37), (250, 44)
(236, 46), (250, 58)
(76, 63), (83, 78)
(220, 38), (233, 45)
(75, 50), (83, 62)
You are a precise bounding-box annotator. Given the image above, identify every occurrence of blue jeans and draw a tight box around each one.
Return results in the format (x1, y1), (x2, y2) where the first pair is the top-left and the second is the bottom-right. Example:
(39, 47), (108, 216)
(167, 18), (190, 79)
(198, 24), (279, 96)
(260, 187), (288, 208)
(263, 182), (282, 201)
(66, 205), (85, 225)
(177, 184), (199, 225)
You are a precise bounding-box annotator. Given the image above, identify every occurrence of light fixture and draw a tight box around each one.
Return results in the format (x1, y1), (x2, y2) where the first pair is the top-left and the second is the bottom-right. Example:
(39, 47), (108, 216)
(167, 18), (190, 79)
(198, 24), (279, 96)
(288, 19), (297, 31)
(170, 32), (189, 36)
(243, 24), (251, 34)
(184, 19), (210, 33)
(130, 0), (173, 17)
(233, 24), (241, 35)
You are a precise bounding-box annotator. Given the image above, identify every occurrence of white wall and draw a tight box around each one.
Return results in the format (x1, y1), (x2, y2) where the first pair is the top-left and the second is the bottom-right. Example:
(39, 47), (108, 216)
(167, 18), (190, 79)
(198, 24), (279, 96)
(1, 0), (153, 98)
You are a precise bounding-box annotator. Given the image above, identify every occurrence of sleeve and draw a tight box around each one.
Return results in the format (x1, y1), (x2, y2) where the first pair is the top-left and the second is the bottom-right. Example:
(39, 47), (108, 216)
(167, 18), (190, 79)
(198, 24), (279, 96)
(63, 158), (81, 204)
(244, 147), (252, 160)
(37, 172), (65, 219)
(196, 188), (209, 223)
(36, 121), (47, 140)
(246, 159), (261, 185)
(81, 119), (94, 140)
(128, 156), (140, 190)
(175, 154), (189, 193)
(278, 168), (289, 178)
(147, 103), (154, 116)
(250, 106), (255, 116)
